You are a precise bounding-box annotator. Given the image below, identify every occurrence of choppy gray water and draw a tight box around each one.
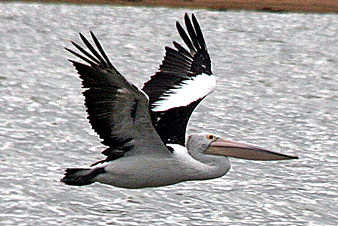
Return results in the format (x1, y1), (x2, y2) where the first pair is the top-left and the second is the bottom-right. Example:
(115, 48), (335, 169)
(1, 2), (337, 225)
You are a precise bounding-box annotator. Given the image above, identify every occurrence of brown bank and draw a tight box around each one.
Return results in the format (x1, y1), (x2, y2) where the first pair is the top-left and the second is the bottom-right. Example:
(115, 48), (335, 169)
(10, 0), (338, 13)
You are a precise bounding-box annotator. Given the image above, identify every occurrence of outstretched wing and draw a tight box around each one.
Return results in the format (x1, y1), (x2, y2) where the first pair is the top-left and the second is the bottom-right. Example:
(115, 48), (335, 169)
(142, 13), (215, 146)
(66, 32), (170, 163)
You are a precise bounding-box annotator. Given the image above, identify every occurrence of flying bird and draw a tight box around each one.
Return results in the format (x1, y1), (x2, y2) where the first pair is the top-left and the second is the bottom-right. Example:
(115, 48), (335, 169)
(61, 14), (298, 189)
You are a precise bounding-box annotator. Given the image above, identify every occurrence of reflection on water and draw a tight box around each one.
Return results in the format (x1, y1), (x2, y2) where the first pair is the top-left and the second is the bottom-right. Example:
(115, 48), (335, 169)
(1, 2), (337, 225)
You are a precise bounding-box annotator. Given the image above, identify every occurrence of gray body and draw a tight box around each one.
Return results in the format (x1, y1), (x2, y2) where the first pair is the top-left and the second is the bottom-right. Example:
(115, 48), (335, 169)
(95, 142), (231, 188)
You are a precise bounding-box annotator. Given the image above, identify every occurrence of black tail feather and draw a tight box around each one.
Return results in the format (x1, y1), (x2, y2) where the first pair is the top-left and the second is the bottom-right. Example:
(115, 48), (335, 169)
(61, 167), (106, 186)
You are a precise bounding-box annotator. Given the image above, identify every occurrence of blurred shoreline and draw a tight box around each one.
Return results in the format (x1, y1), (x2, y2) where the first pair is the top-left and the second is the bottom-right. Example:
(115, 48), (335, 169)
(8, 0), (338, 13)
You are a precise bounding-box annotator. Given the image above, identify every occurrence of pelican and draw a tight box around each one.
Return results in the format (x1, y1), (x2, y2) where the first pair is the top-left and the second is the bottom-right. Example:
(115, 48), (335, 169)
(61, 14), (298, 189)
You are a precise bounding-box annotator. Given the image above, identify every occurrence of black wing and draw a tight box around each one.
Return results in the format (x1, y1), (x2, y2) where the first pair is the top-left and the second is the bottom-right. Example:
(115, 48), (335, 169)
(66, 32), (169, 164)
(142, 13), (214, 146)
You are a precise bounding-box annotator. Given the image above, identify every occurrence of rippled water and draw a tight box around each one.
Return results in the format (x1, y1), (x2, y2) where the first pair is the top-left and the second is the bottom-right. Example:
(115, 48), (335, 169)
(1, 2), (337, 225)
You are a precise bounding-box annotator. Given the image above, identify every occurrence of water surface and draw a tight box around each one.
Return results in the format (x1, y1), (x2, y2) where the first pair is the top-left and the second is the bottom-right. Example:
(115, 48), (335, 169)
(0, 3), (337, 225)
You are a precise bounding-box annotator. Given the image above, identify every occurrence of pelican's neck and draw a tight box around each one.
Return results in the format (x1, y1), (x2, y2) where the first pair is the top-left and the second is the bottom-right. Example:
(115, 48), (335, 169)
(189, 149), (231, 180)
(168, 144), (231, 181)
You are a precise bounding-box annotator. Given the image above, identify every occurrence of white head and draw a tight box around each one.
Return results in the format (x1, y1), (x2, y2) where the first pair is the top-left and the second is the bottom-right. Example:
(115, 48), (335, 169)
(186, 133), (221, 165)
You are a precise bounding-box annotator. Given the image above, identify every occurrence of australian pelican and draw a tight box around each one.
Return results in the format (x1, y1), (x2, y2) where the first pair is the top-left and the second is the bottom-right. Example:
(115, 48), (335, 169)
(61, 14), (298, 189)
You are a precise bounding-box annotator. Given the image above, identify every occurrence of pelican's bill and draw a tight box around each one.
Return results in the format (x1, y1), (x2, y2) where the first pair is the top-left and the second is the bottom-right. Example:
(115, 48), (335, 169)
(206, 138), (299, 161)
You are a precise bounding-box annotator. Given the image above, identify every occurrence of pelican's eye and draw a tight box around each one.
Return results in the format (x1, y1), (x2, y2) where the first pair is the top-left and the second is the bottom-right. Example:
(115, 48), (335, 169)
(206, 134), (215, 140)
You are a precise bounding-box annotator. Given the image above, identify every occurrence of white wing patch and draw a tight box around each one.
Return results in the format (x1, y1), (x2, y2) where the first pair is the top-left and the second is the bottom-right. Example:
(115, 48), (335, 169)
(151, 73), (216, 112)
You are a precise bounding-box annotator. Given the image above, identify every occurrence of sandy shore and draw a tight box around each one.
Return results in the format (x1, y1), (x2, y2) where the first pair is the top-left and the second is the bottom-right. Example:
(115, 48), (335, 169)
(10, 0), (338, 13)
